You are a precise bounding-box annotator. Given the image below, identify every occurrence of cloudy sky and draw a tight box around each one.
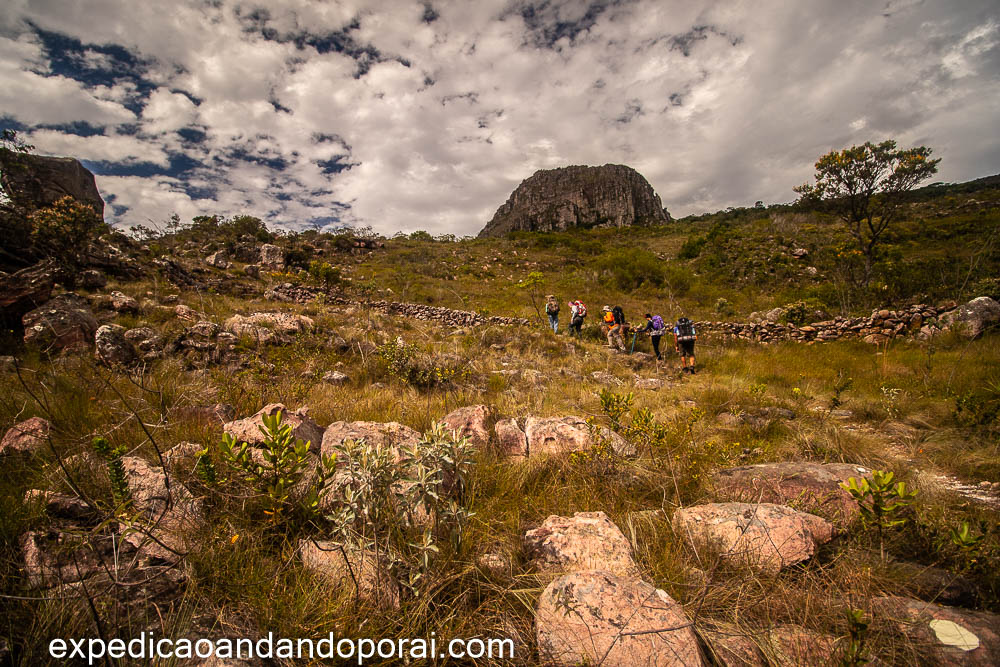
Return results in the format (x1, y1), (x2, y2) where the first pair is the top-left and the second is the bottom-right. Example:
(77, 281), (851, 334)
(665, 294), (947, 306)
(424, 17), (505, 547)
(2, 0), (998, 236)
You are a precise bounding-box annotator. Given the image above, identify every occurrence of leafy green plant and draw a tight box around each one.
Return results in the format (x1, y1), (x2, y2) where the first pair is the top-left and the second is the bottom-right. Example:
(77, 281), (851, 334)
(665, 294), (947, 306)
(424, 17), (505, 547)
(220, 410), (336, 522)
(195, 447), (217, 485)
(308, 260), (342, 288)
(840, 608), (870, 665)
(377, 339), (470, 389)
(950, 521), (984, 553)
(880, 385), (902, 420)
(842, 470), (918, 561)
(92, 436), (131, 513)
(830, 372), (853, 411)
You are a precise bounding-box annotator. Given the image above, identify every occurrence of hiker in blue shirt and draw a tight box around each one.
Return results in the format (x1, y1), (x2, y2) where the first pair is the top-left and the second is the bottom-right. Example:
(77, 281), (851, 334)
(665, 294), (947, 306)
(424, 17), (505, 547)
(673, 317), (698, 374)
(637, 313), (666, 360)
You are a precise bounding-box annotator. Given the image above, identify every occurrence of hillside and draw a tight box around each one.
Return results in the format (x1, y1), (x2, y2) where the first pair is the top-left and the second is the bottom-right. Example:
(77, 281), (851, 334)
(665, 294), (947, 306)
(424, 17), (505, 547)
(1, 171), (999, 665)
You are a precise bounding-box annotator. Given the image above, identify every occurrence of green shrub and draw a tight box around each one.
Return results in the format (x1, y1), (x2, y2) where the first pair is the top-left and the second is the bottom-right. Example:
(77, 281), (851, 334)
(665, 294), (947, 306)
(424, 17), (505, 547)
(595, 247), (665, 291)
(308, 260), (342, 288)
(678, 235), (706, 259)
(377, 339), (470, 389)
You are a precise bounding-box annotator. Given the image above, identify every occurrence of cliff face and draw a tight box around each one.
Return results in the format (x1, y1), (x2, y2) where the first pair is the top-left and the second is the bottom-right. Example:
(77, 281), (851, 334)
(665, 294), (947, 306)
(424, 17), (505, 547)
(478, 164), (667, 238)
(0, 151), (105, 219)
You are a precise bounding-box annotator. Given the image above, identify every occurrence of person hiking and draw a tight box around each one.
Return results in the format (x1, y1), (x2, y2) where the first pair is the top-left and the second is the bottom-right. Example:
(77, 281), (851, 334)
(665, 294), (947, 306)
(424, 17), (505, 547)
(568, 300), (586, 338)
(637, 313), (666, 360)
(604, 305), (626, 350)
(673, 316), (698, 374)
(545, 295), (560, 333)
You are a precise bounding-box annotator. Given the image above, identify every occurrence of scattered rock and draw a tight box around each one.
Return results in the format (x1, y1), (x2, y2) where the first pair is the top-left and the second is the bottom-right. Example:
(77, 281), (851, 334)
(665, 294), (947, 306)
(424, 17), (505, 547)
(20, 530), (106, 588)
(224, 404), (324, 453)
(321, 420), (421, 462)
(635, 377), (664, 390)
(22, 293), (98, 352)
(321, 370), (350, 384)
(24, 489), (97, 523)
(259, 244), (285, 270)
(109, 290), (139, 313)
(712, 462), (869, 527)
(244, 263), (261, 278)
(80, 269), (106, 289)
(440, 405), (491, 449)
(1, 416), (52, 456)
(224, 311), (314, 345)
(672, 502), (833, 572)
(893, 562), (980, 608)
(590, 370), (622, 385)
(495, 418), (528, 457)
(205, 250), (231, 269)
(95, 324), (137, 366)
(477, 548), (513, 578)
(299, 540), (400, 609)
(523, 511), (639, 576)
(174, 304), (205, 322)
(872, 596), (1000, 665)
(124, 326), (164, 359)
(524, 416), (634, 457)
(536, 571), (702, 666)
(700, 624), (766, 666)
(940, 296), (1000, 339)
(121, 456), (203, 562)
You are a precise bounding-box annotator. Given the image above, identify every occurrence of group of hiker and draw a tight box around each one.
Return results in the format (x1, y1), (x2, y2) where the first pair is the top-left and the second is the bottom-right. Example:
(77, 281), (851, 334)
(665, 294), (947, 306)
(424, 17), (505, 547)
(544, 295), (698, 374)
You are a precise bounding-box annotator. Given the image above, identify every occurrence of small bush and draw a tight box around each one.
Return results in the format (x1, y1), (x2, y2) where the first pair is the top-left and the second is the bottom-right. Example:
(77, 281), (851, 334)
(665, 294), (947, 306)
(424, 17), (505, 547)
(678, 235), (706, 259)
(377, 339), (470, 389)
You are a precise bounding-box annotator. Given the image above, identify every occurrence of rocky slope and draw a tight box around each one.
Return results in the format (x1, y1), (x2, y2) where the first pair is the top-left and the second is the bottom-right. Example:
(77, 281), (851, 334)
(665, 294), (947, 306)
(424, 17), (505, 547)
(478, 164), (668, 238)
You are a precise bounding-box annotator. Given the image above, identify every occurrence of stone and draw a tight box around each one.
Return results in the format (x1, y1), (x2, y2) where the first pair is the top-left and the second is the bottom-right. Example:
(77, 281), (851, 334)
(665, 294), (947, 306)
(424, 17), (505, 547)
(20, 530), (105, 588)
(495, 418), (528, 457)
(320, 420), (421, 461)
(80, 269), (106, 290)
(478, 164), (668, 238)
(174, 304), (204, 322)
(1, 416), (52, 455)
(764, 307), (785, 322)
(700, 625), (766, 666)
(940, 296), (1000, 339)
(224, 404), (324, 453)
(591, 370), (622, 385)
(224, 312), (314, 345)
(872, 596), (999, 665)
(523, 511), (638, 576)
(791, 248), (809, 258)
(440, 405), (491, 449)
(24, 489), (97, 523)
(109, 290), (139, 313)
(259, 243), (285, 270)
(635, 377), (664, 390)
(299, 540), (400, 609)
(22, 293), (98, 352)
(768, 625), (838, 666)
(121, 456), (203, 562)
(321, 370), (350, 384)
(672, 502), (833, 572)
(124, 326), (163, 354)
(205, 250), (231, 269)
(536, 571), (702, 666)
(95, 324), (137, 366)
(892, 562), (980, 608)
(0, 151), (105, 217)
(712, 462), (869, 527)
(524, 415), (634, 457)
(243, 263), (260, 278)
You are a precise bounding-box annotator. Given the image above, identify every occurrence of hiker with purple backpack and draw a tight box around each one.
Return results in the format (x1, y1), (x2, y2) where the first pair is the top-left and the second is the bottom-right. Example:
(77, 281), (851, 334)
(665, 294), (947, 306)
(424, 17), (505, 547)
(637, 313), (666, 360)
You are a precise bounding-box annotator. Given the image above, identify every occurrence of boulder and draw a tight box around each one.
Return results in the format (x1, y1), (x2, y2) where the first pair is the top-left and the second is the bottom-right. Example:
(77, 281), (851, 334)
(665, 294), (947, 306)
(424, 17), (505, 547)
(1, 416), (51, 455)
(224, 312), (314, 345)
(224, 404), (324, 453)
(259, 244), (285, 270)
(0, 152), (105, 217)
(22, 293), (98, 352)
(320, 420), (420, 461)
(524, 511), (638, 576)
(124, 326), (164, 358)
(121, 456), (203, 562)
(700, 625), (766, 666)
(872, 595), (1000, 665)
(536, 571), (702, 666)
(95, 324), (137, 366)
(79, 269), (106, 290)
(321, 370), (350, 384)
(243, 263), (260, 278)
(24, 489), (97, 523)
(635, 377), (664, 390)
(440, 405), (491, 449)
(940, 296), (1000, 339)
(672, 503), (833, 572)
(205, 250), (231, 269)
(20, 530), (107, 588)
(524, 416), (634, 457)
(495, 418), (528, 457)
(108, 290), (139, 313)
(767, 625), (838, 666)
(712, 462), (869, 527)
(764, 307), (785, 322)
(174, 304), (205, 322)
(299, 540), (400, 609)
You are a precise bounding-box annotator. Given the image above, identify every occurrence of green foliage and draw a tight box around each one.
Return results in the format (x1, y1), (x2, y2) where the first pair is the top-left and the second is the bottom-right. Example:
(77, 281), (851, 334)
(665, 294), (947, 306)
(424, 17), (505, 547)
(92, 436), (131, 512)
(678, 235), (706, 259)
(830, 372), (854, 411)
(195, 447), (217, 485)
(950, 521), (984, 553)
(840, 608), (870, 665)
(714, 297), (735, 317)
(377, 338), (470, 389)
(595, 247), (666, 291)
(842, 470), (918, 560)
(308, 260), (342, 288)
(409, 230), (434, 241)
(952, 378), (1000, 428)
(219, 410), (336, 522)
(26, 196), (107, 267)
(780, 300), (810, 326)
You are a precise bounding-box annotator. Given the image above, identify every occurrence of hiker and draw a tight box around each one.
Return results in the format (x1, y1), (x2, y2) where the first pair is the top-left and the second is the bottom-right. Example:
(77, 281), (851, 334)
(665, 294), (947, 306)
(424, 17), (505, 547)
(637, 313), (666, 360)
(673, 316), (698, 374)
(545, 295), (560, 333)
(603, 305), (626, 350)
(568, 300), (586, 337)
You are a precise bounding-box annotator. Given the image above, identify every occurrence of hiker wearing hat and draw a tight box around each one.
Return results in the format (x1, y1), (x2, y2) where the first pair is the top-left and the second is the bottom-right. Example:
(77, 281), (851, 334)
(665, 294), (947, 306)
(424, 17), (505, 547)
(637, 313), (666, 360)
(568, 300), (587, 337)
(545, 295), (560, 333)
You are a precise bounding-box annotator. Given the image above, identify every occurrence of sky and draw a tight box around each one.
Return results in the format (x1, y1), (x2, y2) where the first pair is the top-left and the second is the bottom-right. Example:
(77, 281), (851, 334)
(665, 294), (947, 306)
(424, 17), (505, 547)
(1, 0), (998, 237)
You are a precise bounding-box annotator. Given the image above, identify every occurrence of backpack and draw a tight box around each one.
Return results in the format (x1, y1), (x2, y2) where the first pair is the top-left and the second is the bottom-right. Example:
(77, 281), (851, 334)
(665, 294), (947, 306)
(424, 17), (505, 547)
(675, 318), (696, 341)
(576, 301), (587, 317)
(546, 301), (559, 315)
(612, 306), (625, 325)
(651, 315), (664, 332)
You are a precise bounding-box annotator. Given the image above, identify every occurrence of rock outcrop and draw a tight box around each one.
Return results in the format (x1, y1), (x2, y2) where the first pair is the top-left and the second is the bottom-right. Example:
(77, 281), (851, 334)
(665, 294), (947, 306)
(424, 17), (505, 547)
(22, 293), (98, 352)
(523, 511), (639, 576)
(524, 416), (633, 457)
(95, 324), (137, 366)
(320, 421), (421, 461)
(299, 540), (400, 609)
(939, 296), (1000, 339)
(0, 151), (105, 218)
(479, 164), (667, 238)
(439, 405), (491, 449)
(872, 596), (999, 665)
(224, 404), (324, 453)
(1, 417), (51, 456)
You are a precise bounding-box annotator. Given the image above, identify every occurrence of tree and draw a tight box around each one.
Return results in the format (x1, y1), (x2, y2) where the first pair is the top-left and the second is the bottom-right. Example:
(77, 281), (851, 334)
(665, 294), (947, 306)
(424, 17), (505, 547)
(795, 140), (939, 288)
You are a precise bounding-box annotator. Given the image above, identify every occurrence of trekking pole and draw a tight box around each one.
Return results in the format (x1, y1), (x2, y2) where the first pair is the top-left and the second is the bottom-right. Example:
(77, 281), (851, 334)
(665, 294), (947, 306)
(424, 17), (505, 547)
(630, 331), (638, 354)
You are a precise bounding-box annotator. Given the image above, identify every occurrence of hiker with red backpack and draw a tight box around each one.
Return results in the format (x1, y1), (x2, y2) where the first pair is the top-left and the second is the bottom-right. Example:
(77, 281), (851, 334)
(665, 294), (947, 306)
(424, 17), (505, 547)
(673, 316), (698, 374)
(568, 300), (586, 337)
(637, 313), (666, 360)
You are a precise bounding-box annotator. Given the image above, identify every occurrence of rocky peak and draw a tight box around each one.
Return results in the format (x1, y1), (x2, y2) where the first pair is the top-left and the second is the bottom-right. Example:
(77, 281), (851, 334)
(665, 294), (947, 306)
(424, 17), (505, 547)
(478, 164), (668, 238)
(0, 151), (105, 218)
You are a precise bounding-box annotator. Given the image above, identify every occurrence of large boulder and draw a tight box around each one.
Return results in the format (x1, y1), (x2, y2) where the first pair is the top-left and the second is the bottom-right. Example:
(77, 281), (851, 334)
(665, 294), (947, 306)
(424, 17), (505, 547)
(224, 312), (314, 345)
(224, 404), (324, 453)
(0, 152), (105, 218)
(0, 416), (51, 456)
(523, 511), (638, 576)
(205, 250), (231, 269)
(22, 293), (98, 352)
(872, 596), (1000, 666)
(259, 244), (285, 270)
(121, 456), (204, 562)
(495, 418), (528, 457)
(536, 571), (702, 666)
(940, 296), (1000, 339)
(524, 416), (634, 457)
(0, 262), (55, 327)
(95, 324), (137, 366)
(108, 290), (139, 313)
(712, 462), (869, 528)
(440, 405), (490, 449)
(672, 503), (833, 573)
(20, 530), (108, 588)
(299, 540), (400, 609)
(320, 421), (421, 461)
